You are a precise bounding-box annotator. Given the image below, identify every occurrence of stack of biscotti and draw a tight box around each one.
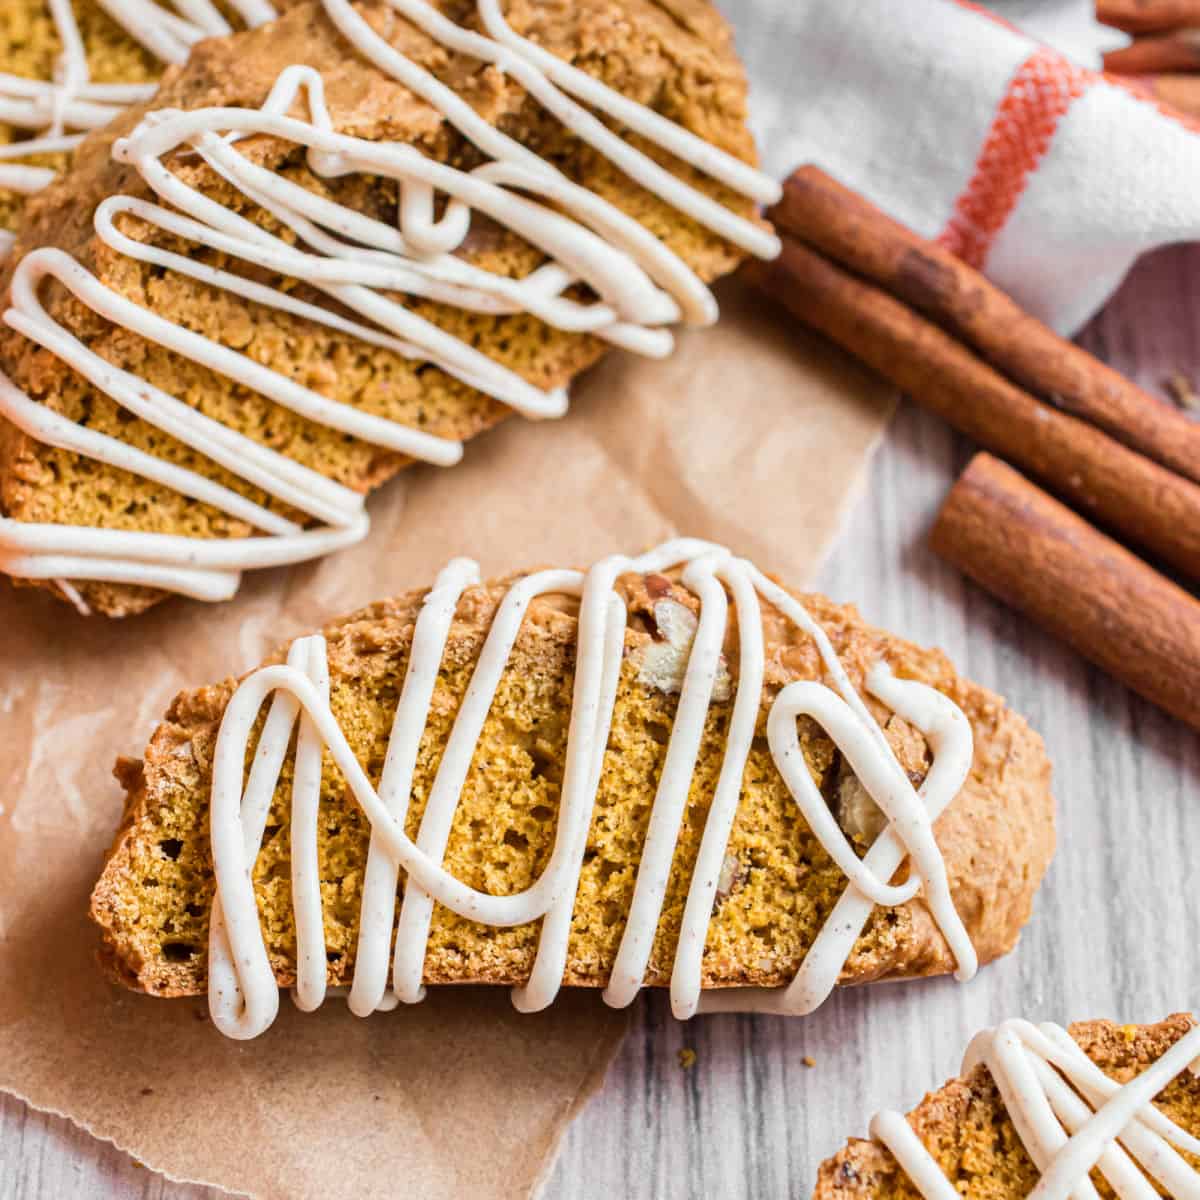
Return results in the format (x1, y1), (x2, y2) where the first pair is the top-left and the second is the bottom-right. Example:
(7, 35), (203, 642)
(0, 0), (763, 618)
(90, 564), (1053, 999)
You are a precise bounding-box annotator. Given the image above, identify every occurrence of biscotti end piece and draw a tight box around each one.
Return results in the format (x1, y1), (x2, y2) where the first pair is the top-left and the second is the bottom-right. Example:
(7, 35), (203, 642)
(0, 0), (159, 237)
(89, 566), (1054, 1003)
(814, 1015), (1200, 1199)
(0, 0), (764, 619)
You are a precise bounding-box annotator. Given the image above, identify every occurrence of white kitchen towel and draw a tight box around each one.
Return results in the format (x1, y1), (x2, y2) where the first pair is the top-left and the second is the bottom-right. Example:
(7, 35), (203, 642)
(986, 0), (1127, 68)
(726, 0), (1199, 335)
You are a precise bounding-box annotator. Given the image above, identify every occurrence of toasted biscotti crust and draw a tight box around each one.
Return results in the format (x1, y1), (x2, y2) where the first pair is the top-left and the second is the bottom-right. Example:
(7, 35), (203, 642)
(0, 0), (762, 618)
(89, 567), (1055, 1002)
(814, 1015), (1200, 1199)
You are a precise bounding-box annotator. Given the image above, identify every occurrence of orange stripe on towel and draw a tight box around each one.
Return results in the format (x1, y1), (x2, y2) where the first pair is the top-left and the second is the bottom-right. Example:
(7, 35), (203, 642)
(939, 47), (1092, 268)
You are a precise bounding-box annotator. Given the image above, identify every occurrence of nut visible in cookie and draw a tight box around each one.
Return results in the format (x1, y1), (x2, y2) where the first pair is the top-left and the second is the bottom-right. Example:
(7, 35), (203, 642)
(638, 598), (733, 700)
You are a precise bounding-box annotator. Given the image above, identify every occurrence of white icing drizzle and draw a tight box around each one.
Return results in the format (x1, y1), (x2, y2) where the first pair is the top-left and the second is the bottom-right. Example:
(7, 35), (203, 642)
(205, 539), (976, 1039)
(871, 1018), (1200, 1200)
(0, 0), (276, 201)
(0, 2), (781, 610)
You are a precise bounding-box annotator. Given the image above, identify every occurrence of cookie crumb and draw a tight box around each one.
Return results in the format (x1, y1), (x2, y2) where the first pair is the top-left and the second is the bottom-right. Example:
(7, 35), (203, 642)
(802, 1055), (816, 1068)
(678, 1047), (697, 1070)
(1166, 371), (1199, 411)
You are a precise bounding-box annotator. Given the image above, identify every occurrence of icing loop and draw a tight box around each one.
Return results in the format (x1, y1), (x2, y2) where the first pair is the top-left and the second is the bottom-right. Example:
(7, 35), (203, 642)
(206, 539), (976, 1039)
(0, 3), (780, 611)
(873, 1019), (1200, 1200)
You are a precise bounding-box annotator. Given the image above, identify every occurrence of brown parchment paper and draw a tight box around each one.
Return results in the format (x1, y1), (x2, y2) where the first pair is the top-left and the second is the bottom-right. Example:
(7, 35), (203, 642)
(0, 278), (894, 1199)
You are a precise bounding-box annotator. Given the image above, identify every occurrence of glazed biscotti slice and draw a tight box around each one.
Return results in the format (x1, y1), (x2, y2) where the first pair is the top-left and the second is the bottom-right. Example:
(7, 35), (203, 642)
(817, 1014), (1200, 1199)
(90, 539), (1053, 1039)
(0, 0), (275, 249)
(0, 0), (776, 618)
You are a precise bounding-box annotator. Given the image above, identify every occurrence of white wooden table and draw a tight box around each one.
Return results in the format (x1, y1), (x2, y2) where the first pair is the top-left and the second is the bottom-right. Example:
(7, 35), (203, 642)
(3, 241), (1197, 1199)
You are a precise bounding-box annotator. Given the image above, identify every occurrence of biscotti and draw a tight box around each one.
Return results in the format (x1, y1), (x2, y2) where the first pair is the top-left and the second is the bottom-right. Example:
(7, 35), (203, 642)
(1, 1), (152, 246)
(0, 1), (275, 250)
(90, 540), (1054, 1038)
(817, 1014), (1200, 1198)
(0, 0), (777, 618)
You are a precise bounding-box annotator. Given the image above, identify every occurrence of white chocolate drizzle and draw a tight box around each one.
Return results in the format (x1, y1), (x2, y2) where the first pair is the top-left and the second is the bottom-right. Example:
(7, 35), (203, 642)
(0, 1), (781, 612)
(871, 1018), (1200, 1200)
(0, 0), (276, 214)
(206, 539), (976, 1039)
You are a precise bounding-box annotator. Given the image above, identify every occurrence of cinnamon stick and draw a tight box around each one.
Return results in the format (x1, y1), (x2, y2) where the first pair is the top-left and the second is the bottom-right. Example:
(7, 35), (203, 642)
(1138, 72), (1200, 117)
(745, 238), (1200, 583)
(765, 167), (1200, 486)
(1097, 0), (1200, 32)
(932, 453), (1200, 731)
(1104, 29), (1200, 73)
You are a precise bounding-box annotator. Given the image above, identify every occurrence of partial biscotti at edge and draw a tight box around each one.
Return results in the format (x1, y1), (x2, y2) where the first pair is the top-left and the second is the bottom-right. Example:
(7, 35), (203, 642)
(0, 0), (159, 237)
(815, 1015), (1200, 1199)
(89, 566), (1054, 1001)
(0, 0), (762, 618)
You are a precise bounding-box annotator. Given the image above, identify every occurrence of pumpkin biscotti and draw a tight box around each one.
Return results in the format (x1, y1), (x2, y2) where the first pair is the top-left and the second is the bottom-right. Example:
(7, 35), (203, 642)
(817, 1014), (1200, 1199)
(0, 1), (278, 246)
(0, 0), (776, 617)
(1, 0), (156, 244)
(90, 541), (1053, 1038)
